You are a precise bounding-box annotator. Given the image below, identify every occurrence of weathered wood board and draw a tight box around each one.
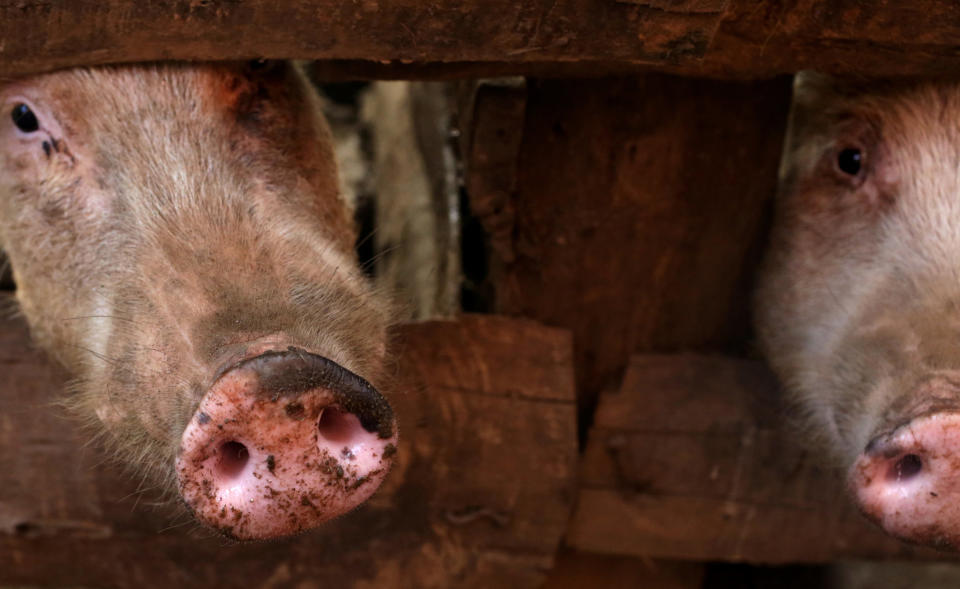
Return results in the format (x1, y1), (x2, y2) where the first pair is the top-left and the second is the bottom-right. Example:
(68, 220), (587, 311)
(568, 354), (958, 563)
(542, 549), (705, 589)
(0, 312), (577, 588)
(457, 78), (526, 272)
(468, 74), (790, 420)
(0, 0), (725, 78)
(5, 1), (960, 79)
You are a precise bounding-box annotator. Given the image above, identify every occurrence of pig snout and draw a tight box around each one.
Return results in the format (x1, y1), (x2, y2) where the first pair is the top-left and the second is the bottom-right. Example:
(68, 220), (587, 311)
(850, 410), (960, 549)
(176, 347), (398, 540)
(0, 63), (399, 539)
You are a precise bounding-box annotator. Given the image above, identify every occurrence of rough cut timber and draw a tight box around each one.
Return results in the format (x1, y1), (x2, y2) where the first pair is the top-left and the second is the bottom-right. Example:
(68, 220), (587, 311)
(542, 549), (705, 589)
(568, 354), (958, 563)
(0, 312), (577, 588)
(471, 74), (790, 421)
(457, 78), (526, 268)
(4, 1), (960, 79)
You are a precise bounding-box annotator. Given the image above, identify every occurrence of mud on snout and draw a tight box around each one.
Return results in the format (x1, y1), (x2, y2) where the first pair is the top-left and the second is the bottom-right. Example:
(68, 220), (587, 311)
(176, 347), (398, 540)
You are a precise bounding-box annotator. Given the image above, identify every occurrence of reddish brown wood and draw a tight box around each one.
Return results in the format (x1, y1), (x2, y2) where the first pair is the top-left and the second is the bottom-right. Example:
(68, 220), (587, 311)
(0, 0), (722, 78)
(704, 0), (960, 78)
(458, 80), (527, 267)
(5, 1), (960, 79)
(478, 74), (790, 420)
(567, 354), (958, 563)
(541, 549), (705, 588)
(0, 310), (577, 588)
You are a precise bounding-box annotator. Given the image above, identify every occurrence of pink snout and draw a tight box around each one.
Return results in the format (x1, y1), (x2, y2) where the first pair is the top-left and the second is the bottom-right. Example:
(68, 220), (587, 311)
(850, 412), (960, 549)
(176, 348), (397, 540)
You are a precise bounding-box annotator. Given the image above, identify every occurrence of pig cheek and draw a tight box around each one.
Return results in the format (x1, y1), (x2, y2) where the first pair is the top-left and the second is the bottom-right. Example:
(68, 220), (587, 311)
(3, 147), (45, 175)
(5, 131), (63, 173)
(105, 338), (200, 444)
(35, 134), (109, 214)
(874, 152), (901, 189)
(860, 171), (899, 209)
(3, 144), (108, 218)
(128, 378), (194, 444)
(94, 402), (128, 431)
(63, 153), (112, 214)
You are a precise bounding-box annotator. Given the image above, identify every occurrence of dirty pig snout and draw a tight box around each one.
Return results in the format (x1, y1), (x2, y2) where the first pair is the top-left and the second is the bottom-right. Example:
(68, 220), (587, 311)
(176, 347), (398, 540)
(850, 393), (960, 550)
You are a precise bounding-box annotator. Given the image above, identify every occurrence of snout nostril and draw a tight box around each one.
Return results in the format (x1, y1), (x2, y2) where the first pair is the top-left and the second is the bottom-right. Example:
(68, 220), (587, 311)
(317, 407), (359, 445)
(217, 441), (249, 479)
(889, 453), (924, 482)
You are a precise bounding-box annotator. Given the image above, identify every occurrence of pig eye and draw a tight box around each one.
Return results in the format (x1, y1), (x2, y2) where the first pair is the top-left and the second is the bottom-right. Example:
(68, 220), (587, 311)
(11, 103), (39, 134)
(837, 147), (863, 176)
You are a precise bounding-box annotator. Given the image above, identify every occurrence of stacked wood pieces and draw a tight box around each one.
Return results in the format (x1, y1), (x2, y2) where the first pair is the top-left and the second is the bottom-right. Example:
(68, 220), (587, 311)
(568, 354), (956, 563)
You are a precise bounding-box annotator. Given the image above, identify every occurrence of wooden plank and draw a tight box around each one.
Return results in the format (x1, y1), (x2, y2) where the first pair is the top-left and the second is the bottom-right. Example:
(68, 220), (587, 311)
(706, 0), (960, 78)
(316, 2), (960, 80)
(541, 549), (704, 589)
(458, 79), (526, 267)
(0, 0), (723, 78)
(568, 354), (958, 563)
(5, 1), (960, 79)
(478, 74), (790, 420)
(0, 310), (577, 588)
(457, 75), (788, 580)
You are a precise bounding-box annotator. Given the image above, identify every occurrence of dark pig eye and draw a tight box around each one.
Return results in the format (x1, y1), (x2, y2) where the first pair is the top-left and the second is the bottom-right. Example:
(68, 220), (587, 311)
(837, 147), (863, 176)
(11, 103), (39, 133)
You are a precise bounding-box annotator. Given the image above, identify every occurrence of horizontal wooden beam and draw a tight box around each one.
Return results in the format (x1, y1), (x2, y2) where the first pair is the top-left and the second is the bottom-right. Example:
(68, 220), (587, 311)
(542, 549), (705, 589)
(0, 311), (577, 588)
(567, 354), (959, 564)
(3, 1), (960, 79)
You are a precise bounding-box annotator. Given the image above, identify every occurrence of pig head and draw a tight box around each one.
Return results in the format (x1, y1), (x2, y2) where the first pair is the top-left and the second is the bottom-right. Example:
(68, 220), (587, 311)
(0, 62), (398, 540)
(757, 72), (960, 549)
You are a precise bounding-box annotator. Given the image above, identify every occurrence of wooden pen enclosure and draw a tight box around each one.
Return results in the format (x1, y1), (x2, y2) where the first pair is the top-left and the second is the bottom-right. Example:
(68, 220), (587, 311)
(4, 1), (960, 587)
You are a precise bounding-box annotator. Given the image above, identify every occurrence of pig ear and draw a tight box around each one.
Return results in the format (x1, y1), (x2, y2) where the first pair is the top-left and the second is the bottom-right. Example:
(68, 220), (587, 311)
(786, 72), (842, 146)
(792, 71), (845, 111)
(777, 72), (845, 185)
(792, 71), (877, 111)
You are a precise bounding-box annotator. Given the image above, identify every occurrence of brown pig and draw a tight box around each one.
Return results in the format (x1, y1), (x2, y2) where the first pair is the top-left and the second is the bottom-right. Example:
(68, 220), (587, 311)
(757, 72), (960, 550)
(0, 62), (398, 540)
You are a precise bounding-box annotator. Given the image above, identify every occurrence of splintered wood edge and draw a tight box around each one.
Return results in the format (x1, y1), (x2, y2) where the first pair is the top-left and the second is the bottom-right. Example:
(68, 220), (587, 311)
(568, 353), (958, 564)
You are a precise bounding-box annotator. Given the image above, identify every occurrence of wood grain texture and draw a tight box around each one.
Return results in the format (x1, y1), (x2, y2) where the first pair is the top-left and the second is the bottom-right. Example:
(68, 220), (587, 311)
(542, 549), (705, 588)
(0, 0), (721, 78)
(458, 79), (526, 267)
(477, 74), (790, 420)
(0, 312), (577, 588)
(5, 1), (960, 79)
(568, 354), (959, 563)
